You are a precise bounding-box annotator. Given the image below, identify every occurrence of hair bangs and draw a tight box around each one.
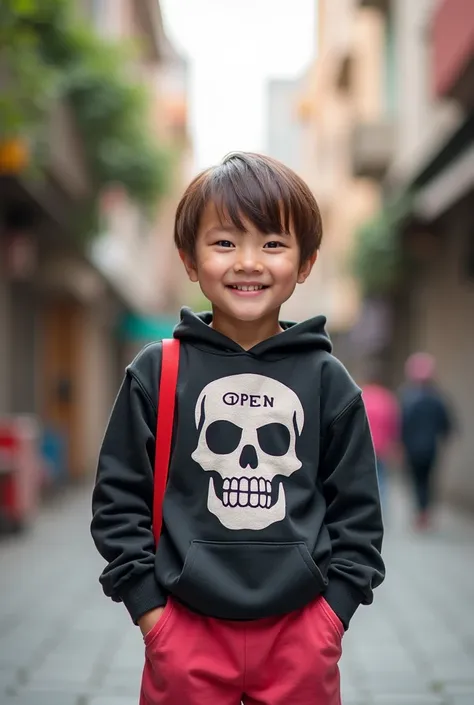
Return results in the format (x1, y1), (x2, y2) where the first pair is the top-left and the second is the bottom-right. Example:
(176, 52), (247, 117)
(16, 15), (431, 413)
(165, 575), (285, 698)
(207, 155), (292, 236)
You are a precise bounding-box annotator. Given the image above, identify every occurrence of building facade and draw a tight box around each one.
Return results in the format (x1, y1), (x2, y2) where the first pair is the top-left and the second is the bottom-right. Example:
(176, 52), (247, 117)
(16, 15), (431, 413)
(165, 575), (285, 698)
(0, 0), (191, 485)
(294, 0), (391, 364)
(390, 0), (474, 508)
(354, 0), (474, 507)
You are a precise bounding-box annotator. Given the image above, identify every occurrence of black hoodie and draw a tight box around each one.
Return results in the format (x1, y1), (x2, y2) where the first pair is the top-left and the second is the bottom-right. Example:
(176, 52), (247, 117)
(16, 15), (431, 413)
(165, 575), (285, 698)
(91, 308), (384, 629)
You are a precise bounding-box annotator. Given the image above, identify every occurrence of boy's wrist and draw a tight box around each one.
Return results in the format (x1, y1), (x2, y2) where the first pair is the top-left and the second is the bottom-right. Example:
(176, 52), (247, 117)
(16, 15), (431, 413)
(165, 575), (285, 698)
(119, 571), (167, 624)
(138, 606), (165, 636)
(323, 576), (362, 630)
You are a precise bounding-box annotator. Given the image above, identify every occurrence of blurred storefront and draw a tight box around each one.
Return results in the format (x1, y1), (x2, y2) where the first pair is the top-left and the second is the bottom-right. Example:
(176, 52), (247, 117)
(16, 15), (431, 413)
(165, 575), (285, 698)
(88, 0), (193, 361)
(292, 0), (473, 508)
(353, 0), (474, 508)
(392, 0), (474, 508)
(0, 115), (124, 484)
(0, 0), (192, 506)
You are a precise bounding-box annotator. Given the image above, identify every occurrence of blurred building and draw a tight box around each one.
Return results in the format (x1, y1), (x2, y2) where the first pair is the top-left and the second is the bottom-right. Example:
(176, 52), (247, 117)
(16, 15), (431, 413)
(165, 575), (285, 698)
(265, 77), (309, 323)
(295, 0), (473, 507)
(0, 0), (191, 484)
(295, 0), (390, 361)
(379, 0), (474, 508)
(89, 0), (193, 355)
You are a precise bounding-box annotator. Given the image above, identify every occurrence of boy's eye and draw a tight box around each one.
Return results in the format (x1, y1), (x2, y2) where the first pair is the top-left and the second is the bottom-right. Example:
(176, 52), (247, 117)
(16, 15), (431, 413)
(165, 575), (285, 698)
(264, 241), (285, 249)
(215, 240), (234, 248)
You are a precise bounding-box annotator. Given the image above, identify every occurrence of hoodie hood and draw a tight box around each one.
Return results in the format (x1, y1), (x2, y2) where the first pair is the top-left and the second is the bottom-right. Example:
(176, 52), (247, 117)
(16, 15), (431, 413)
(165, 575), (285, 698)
(173, 306), (332, 358)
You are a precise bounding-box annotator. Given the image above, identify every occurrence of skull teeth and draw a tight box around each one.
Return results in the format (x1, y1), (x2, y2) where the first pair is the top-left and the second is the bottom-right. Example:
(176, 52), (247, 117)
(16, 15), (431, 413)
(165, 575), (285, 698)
(221, 477), (273, 508)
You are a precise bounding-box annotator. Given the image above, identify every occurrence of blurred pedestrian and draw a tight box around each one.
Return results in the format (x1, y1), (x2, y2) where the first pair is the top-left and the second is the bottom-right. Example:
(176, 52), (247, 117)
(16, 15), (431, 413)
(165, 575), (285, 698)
(400, 353), (453, 530)
(362, 366), (400, 515)
(91, 152), (384, 705)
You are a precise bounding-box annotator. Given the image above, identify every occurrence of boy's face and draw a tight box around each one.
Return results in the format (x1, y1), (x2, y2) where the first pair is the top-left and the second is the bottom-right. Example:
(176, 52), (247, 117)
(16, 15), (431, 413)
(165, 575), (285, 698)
(180, 201), (316, 324)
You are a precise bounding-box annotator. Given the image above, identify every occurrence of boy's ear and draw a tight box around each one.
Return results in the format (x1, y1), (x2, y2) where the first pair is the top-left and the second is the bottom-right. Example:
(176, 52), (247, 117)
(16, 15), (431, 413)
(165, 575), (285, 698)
(179, 249), (199, 283)
(297, 252), (318, 284)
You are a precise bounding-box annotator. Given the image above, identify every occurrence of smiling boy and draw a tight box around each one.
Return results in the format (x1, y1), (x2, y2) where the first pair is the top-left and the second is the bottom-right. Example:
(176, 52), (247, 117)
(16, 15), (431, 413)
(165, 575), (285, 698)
(91, 152), (385, 705)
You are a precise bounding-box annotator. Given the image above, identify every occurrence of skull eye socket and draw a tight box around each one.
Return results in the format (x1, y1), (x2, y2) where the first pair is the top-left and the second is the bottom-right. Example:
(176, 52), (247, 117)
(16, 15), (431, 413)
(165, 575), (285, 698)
(257, 423), (291, 456)
(206, 420), (243, 455)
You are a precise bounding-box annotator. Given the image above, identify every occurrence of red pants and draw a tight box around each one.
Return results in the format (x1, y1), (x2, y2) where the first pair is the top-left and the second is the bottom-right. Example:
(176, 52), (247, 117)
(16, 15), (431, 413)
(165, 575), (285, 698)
(139, 596), (343, 705)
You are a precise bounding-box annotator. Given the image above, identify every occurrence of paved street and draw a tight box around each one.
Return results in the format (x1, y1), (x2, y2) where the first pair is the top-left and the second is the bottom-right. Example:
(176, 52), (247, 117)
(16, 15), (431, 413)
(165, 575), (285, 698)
(0, 479), (473, 705)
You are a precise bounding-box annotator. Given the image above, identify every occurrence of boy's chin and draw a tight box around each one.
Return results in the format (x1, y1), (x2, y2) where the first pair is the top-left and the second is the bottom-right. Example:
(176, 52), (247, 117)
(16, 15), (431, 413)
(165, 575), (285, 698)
(218, 301), (283, 323)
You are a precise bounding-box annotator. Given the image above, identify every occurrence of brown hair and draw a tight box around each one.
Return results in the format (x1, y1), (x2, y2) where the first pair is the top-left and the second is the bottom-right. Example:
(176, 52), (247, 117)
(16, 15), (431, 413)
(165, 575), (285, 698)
(174, 151), (322, 264)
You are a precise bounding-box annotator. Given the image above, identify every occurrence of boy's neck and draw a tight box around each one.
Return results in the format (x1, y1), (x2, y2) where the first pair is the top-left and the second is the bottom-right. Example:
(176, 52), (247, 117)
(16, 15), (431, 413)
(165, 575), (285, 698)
(210, 307), (283, 350)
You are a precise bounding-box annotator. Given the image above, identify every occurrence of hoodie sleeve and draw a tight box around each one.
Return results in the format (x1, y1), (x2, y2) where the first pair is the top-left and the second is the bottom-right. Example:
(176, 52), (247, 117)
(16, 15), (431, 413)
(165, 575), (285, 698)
(91, 348), (166, 624)
(320, 393), (385, 629)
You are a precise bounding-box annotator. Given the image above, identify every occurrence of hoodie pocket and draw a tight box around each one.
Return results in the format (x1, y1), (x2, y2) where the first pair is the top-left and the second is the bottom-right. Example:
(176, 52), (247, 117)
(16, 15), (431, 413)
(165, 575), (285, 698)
(173, 540), (327, 620)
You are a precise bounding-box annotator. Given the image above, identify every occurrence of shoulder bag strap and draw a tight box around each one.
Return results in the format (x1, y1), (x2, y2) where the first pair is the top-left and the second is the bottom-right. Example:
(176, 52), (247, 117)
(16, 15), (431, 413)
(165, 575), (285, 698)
(153, 338), (180, 544)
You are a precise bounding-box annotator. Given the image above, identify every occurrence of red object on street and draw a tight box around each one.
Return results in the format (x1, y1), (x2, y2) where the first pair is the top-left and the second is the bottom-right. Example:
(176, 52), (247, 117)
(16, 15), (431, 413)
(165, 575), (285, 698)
(0, 416), (42, 531)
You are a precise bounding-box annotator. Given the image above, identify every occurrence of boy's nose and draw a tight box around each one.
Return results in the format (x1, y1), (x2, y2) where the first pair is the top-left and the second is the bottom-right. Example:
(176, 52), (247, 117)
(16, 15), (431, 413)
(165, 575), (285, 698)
(234, 250), (264, 273)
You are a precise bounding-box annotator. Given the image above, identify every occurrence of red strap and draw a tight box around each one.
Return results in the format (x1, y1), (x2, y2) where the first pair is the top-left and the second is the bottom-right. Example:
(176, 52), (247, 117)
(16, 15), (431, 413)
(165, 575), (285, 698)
(153, 338), (180, 544)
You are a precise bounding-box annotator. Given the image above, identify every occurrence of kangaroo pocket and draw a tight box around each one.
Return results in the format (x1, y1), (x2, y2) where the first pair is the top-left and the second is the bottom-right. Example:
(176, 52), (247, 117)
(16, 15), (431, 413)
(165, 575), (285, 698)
(172, 540), (327, 620)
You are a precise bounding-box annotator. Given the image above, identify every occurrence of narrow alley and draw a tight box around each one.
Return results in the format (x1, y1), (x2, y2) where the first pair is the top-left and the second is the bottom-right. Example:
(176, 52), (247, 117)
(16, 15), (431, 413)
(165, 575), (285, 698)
(0, 481), (473, 705)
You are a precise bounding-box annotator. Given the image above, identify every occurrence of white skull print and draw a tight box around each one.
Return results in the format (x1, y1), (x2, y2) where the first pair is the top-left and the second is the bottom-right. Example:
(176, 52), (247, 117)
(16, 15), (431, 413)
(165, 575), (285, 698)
(191, 374), (304, 530)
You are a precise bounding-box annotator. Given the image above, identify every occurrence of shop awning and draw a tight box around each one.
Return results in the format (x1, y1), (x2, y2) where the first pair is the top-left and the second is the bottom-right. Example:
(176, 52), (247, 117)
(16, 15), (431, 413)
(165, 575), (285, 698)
(412, 113), (474, 191)
(118, 312), (177, 342)
(412, 113), (474, 221)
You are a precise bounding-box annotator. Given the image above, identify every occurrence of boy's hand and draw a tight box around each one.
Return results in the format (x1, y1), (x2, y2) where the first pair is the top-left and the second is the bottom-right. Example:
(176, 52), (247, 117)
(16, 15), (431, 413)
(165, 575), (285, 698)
(138, 606), (165, 637)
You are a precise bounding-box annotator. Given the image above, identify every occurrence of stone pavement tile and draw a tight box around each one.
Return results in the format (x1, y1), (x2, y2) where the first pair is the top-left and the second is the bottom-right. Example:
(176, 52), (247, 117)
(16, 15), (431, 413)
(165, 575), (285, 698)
(443, 681), (474, 695)
(111, 636), (144, 671)
(442, 682), (474, 705)
(432, 657), (474, 681)
(369, 696), (446, 705)
(341, 681), (370, 704)
(0, 635), (49, 670)
(341, 663), (369, 695)
(365, 673), (434, 695)
(0, 667), (16, 692)
(357, 661), (423, 685)
(99, 668), (141, 695)
(27, 669), (92, 688)
(87, 697), (139, 705)
(4, 692), (81, 705)
(18, 675), (87, 694)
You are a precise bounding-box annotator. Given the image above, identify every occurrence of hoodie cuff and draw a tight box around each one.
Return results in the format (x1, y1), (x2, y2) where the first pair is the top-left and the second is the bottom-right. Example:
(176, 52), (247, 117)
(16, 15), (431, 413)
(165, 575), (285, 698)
(323, 578), (362, 630)
(119, 572), (167, 625)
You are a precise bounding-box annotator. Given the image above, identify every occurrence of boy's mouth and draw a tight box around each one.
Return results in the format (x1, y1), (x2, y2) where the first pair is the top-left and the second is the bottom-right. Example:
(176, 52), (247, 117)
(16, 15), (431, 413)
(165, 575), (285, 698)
(226, 284), (269, 294)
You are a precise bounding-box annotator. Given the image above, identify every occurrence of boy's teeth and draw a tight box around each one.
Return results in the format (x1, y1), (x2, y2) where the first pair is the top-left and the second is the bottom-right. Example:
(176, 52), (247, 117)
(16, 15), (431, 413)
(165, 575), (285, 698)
(232, 285), (264, 291)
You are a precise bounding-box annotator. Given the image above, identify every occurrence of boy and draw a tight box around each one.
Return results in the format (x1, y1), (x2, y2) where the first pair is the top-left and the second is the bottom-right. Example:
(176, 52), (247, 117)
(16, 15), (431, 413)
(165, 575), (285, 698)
(91, 152), (385, 705)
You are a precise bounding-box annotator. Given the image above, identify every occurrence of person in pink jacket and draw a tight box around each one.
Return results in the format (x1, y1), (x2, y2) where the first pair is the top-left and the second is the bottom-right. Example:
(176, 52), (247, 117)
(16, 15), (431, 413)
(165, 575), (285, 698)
(362, 368), (400, 513)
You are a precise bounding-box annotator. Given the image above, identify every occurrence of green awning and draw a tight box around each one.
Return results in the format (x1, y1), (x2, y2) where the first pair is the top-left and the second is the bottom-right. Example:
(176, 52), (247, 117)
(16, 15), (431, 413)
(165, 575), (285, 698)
(118, 312), (177, 342)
